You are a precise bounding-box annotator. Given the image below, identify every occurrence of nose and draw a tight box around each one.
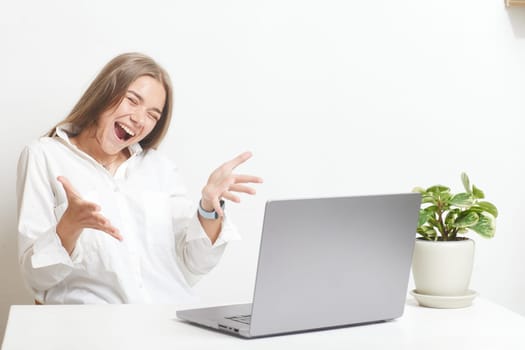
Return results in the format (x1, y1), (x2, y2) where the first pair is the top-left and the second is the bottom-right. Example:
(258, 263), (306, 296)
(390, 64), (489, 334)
(130, 109), (146, 126)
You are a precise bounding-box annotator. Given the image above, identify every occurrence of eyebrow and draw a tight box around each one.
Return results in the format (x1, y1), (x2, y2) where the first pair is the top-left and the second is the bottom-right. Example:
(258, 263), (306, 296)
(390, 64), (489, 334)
(128, 90), (163, 115)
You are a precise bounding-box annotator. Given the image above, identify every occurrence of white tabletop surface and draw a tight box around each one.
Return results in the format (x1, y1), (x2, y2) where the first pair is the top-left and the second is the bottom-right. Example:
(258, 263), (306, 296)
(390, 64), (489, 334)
(2, 297), (525, 350)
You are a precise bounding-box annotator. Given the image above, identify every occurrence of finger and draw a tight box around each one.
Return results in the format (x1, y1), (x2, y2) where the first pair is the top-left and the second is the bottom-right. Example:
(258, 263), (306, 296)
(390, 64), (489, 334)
(92, 213), (110, 227)
(99, 226), (122, 241)
(83, 212), (122, 240)
(104, 227), (123, 241)
(223, 151), (252, 171)
(229, 184), (256, 195)
(89, 214), (122, 241)
(83, 201), (101, 212)
(222, 191), (240, 203)
(57, 176), (82, 201)
(233, 174), (264, 184)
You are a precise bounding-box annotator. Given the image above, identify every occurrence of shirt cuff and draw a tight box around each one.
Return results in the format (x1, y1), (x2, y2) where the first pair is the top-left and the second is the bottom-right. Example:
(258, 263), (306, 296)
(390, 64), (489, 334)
(31, 228), (76, 269)
(185, 210), (241, 247)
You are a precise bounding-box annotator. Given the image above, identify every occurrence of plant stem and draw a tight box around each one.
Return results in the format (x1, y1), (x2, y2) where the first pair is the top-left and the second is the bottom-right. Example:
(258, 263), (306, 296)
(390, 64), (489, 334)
(451, 227), (458, 240)
(437, 198), (447, 240)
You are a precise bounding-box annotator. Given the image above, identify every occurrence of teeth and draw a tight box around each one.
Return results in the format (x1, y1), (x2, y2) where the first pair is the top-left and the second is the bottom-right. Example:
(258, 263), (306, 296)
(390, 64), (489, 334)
(118, 122), (135, 137)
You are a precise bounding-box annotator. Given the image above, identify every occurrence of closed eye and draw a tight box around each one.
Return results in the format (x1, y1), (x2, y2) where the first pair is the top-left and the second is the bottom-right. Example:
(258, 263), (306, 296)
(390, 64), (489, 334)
(127, 96), (138, 105)
(148, 113), (160, 121)
(127, 90), (163, 120)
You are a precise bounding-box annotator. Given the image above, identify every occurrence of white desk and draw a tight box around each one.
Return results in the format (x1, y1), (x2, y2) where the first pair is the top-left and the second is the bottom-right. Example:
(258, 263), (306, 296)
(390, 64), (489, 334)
(2, 298), (525, 350)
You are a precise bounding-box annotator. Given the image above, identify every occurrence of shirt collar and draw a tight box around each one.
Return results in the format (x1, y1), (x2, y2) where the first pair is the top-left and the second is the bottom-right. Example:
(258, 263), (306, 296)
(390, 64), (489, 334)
(54, 123), (144, 156)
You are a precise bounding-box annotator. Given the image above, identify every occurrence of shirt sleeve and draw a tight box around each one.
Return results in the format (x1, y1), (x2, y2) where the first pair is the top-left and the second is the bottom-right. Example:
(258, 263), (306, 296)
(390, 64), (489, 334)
(175, 210), (241, 286)
(161, 156), (241, 287)
(16, 144), (77, 301)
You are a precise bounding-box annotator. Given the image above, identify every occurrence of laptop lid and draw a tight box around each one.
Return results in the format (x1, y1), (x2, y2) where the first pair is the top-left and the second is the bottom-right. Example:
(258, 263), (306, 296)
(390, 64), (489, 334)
(248, 193), (421, 337)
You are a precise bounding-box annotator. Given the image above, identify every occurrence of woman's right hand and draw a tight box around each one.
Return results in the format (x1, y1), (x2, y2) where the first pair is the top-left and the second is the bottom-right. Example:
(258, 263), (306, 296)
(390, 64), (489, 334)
(56, 176), (122, 255)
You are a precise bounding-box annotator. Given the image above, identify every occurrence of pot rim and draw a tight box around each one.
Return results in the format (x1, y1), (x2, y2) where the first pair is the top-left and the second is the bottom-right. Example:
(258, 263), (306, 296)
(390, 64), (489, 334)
(415, 237), (475, 245)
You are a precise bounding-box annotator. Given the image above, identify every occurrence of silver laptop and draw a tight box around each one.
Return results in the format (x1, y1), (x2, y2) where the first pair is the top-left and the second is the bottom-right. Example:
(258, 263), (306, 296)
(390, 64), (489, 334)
(176, 193), (421, 338)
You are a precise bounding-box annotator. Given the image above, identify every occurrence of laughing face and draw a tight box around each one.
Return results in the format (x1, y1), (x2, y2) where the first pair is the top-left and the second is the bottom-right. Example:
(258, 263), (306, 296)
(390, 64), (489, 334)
(93, 75), (166, 156)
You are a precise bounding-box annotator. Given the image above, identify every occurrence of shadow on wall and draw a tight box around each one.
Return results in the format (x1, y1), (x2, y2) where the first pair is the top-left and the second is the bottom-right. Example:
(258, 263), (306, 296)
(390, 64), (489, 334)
(0, 222), (33, 344)
(507, 6), (525, 37)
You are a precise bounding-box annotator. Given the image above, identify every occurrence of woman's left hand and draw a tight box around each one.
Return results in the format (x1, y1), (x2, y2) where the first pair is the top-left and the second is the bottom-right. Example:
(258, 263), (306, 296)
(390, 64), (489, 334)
(201, 151), (263, 218)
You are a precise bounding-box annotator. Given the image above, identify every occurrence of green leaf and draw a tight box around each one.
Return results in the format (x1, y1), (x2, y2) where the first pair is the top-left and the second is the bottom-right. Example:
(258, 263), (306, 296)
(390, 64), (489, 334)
(417, 226), (437, 240)
(450, 193), (474, 208)
(476, 201), (498, 218)
(418, 209), (431, 227)
(453, 210), (479, 228)
(445, 208), (460, 227)
(412, 186), (425, 194)
(427, 185), (450, 194)
(461, 172), (471, 193)
(470, 212), (496, 238)
(422, 195), (436, 204)
(428, 217), (439, 228)
(472, 185), (485, 199)
(424, 205), (438, 213)
(418, 206), (437, 225)
(425, 226), (438, 235)
(437, 191), (452, 204)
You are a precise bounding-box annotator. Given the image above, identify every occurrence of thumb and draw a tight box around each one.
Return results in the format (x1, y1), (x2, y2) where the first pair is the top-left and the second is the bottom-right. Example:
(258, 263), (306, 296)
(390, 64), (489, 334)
(57, 176), (82, 201)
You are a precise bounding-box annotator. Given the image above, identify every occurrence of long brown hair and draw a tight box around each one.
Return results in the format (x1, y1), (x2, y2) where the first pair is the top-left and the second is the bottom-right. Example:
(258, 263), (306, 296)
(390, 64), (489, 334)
(48, 53), (173, 150)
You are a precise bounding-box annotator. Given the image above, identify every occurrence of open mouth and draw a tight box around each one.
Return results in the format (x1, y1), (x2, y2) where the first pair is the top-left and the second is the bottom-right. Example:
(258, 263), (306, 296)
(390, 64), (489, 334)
(114, 122), (135, 141)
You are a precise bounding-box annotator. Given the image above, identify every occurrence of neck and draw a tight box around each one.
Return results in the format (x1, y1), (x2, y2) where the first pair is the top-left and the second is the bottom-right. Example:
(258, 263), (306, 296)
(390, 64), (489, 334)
(71, 128), (128, 170)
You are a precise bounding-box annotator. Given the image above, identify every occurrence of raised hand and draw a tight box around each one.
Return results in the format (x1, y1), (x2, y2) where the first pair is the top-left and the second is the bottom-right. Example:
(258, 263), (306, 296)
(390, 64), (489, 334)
(201, 151), (263, 218)
(56, 176), (122, 255)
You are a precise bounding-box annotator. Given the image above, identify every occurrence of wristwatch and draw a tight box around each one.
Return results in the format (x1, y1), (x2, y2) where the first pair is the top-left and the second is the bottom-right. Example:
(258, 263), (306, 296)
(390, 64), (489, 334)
(198, 199), (225, 220)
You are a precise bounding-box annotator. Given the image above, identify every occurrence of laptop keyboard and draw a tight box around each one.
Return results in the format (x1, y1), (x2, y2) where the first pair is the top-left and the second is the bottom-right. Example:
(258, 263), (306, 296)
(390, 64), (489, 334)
(226, 314), (252, 325)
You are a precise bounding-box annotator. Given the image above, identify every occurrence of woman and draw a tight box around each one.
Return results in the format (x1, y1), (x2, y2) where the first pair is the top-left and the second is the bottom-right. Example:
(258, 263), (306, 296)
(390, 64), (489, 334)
(16, 53), (262, 304)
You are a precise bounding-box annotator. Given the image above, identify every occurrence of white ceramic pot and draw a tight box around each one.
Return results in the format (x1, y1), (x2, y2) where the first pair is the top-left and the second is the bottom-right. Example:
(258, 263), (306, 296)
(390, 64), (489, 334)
(412, 238), (475, 296)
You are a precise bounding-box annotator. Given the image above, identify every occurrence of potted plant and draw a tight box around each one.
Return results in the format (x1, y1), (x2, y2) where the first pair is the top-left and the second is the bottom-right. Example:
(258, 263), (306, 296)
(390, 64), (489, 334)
(410, 172), (498, 308)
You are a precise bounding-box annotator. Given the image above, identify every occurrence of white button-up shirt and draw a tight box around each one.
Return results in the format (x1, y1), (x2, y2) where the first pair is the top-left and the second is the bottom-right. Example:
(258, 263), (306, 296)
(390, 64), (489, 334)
(16, 124), (240, 304)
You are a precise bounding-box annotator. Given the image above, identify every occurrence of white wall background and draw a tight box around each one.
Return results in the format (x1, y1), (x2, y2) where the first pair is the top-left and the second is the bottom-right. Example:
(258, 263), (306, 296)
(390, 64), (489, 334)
(1, 0), (525, 343)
